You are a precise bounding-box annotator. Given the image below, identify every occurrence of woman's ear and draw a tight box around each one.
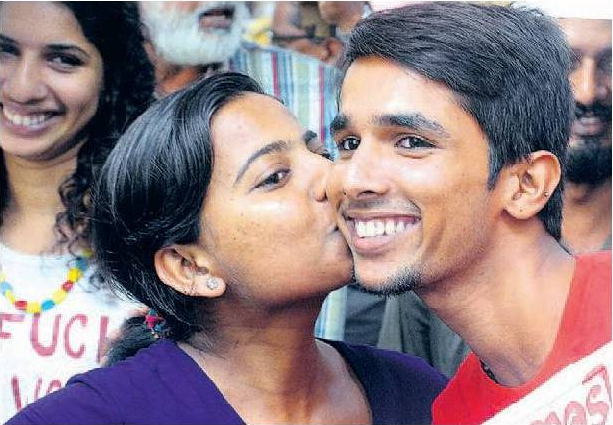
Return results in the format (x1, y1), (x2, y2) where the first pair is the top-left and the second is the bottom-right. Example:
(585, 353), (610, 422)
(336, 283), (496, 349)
(154, 244), (226, 298)
(501, 150), (561, 220)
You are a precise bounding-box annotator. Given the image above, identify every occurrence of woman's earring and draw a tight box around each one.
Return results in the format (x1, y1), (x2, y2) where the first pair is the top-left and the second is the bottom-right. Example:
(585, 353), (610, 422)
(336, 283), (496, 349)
(206, 276), (219, 290)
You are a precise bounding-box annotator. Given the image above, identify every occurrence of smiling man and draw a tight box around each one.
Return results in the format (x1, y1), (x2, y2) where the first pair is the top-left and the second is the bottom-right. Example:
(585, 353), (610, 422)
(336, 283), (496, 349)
(328, 3), (612, 424)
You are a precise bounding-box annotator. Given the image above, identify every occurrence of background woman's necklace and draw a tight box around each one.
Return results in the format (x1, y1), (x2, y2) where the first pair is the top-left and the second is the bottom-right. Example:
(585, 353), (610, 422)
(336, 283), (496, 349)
(0, 251), (91, 314)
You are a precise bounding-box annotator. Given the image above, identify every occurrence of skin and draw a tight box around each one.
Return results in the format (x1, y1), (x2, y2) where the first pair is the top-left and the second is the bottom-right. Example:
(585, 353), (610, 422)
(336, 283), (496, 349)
(318, 2), (364, 32)
(328, 56), (575, 386)
(202, 93), (352, 306)
(329, 56), (496, 291)
(160, 93), (369, 424)
(559, 18), (612, 253)
(272, 2), (344, 65)
(140, 1), (247, 96)
(0, 2), (103, 254)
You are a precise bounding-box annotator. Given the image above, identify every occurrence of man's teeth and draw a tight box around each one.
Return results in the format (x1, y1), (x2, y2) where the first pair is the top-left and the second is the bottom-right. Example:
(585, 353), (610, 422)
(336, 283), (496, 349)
(355, 219), (414, 238)
(3, 109), (51, 127)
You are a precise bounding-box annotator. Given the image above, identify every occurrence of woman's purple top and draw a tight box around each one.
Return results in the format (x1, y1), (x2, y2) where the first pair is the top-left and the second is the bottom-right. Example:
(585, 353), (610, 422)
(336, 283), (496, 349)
(7, 339), (447, 425)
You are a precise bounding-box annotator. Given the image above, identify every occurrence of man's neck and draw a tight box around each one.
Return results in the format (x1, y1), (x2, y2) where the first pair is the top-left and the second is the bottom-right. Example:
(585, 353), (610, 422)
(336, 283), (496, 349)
(419, 229), (575, 387)
(562, 178), (612, 254)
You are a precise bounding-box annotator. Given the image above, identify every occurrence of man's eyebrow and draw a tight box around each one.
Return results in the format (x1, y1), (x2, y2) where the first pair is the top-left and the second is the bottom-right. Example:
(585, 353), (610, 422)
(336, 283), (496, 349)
(234, 140), (290, 187)
(302, 130), (318, 146)
(374, 114), (450, 138)
(330, 114), (350, 136)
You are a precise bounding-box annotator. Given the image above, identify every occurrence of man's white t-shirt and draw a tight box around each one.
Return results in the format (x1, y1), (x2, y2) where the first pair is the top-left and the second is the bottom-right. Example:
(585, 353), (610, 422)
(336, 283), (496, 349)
(0, 242), (137, 421)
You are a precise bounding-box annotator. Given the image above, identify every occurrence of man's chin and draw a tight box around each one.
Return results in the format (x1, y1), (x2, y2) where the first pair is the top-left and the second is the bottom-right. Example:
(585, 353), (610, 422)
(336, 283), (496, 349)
(566, 136), (612, 185)
(353, 265), (421, 296)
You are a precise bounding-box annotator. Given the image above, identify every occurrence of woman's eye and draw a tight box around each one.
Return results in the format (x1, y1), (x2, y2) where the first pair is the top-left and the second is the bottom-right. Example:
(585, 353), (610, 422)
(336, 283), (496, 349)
(0, 43), (18, 58)
(338, 137), (360, 151)
(256, 169), (290, 189)
(396, 135), (434, 149)
(48, 53), (83, 69)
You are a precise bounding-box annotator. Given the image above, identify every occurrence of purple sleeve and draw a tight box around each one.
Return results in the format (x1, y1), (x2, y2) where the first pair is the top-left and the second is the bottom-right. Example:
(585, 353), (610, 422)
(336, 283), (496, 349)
(5, 379), (120, 425)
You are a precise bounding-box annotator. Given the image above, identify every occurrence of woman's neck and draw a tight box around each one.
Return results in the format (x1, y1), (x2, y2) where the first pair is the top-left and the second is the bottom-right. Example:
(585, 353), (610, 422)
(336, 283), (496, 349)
(180, 299), (369, 424)
(1, 145), (81, 254)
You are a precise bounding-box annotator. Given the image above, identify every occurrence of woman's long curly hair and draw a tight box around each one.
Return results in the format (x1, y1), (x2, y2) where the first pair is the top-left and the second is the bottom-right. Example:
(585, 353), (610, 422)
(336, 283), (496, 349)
(0, 2), (155, 252)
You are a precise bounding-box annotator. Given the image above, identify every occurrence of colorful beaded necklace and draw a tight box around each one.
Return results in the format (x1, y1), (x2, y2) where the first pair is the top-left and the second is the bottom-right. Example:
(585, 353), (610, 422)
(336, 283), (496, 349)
(0, 252), (91, 314)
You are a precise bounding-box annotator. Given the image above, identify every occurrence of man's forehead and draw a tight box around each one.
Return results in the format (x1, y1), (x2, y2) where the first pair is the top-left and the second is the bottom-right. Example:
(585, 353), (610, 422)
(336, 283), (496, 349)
(559, 18), (612, 49)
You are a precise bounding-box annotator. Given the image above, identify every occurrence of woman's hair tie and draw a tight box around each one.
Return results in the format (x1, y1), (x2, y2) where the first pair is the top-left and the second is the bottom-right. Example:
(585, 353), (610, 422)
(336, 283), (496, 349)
(144, 308), (167, 339)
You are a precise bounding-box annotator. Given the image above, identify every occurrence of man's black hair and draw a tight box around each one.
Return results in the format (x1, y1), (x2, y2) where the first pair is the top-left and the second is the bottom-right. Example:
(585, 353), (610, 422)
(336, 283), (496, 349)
(340, 2), (574, 239)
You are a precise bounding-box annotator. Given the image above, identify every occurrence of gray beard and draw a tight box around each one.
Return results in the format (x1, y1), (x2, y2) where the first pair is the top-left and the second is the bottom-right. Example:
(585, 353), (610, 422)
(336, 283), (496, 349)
(141, 2), (249, 66)
(566, 136), (612, 186)
(353, 266), (422, 296)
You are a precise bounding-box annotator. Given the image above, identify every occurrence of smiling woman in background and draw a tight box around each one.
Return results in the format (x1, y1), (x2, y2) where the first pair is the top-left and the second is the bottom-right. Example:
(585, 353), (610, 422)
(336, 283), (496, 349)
(0, 2), (154, 420)
(7, 72), (447, 425)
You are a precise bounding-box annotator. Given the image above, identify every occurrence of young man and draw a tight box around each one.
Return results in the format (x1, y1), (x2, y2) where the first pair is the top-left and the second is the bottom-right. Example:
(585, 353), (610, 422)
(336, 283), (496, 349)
(376, 12), (612, 381)
(328, 3), (611, 423)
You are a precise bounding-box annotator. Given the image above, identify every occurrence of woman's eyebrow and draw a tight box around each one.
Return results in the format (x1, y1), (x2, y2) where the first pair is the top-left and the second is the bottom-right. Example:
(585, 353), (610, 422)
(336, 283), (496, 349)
(234, 140), (290, 187)
(0, 34), (16, 44)
(46, 43), (91, 59)
(0, 34), (90, 59)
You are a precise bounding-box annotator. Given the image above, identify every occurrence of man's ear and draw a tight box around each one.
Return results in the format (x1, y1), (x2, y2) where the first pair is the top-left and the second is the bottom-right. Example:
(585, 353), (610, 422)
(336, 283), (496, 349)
(500, 150), (561, 220)
(154, 244), (226, 298)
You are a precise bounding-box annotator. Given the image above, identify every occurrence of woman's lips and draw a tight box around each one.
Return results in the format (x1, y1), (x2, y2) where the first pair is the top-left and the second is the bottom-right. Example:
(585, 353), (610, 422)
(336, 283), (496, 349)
(1, 105), (61, 137)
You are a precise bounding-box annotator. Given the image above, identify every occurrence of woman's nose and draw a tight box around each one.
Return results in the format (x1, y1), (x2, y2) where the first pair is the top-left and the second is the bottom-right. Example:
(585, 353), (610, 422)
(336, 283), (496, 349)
(1, 55), (49, 104)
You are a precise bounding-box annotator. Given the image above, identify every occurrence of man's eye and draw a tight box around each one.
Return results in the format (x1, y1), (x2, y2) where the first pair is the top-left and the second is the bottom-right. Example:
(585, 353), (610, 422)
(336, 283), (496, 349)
(396, 135), (434, 149)
(256, 169), (290, 189)
(338, 137), (360, 151)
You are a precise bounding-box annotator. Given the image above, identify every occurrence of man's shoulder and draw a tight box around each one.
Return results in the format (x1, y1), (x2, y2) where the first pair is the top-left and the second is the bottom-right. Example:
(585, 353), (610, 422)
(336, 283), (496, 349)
(571, 250), (611, 320)
(432, 353), (500, 424)
(576, 250), (611, 275)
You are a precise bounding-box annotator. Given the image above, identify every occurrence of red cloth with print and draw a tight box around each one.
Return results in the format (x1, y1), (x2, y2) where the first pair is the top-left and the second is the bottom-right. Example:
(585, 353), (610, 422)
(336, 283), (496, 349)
(432, 251), (612, 425)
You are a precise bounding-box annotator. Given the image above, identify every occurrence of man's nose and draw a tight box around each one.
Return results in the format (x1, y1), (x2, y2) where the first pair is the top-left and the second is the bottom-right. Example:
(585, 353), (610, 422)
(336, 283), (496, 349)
(340, 142), (390, 201)
(572, 58), (606, 106)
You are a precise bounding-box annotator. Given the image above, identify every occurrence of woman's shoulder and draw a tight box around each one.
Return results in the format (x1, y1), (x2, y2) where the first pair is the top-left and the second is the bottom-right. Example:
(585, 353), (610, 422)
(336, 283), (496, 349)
(328, 339), (447, 385)
(324, 339), (448, 424)
(6, 340), (196, 425)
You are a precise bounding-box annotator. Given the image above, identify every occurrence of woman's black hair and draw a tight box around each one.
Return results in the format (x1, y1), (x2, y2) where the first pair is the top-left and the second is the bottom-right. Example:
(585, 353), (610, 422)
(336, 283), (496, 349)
(93, 73), (266, 364)
(0, 2), (155, 253)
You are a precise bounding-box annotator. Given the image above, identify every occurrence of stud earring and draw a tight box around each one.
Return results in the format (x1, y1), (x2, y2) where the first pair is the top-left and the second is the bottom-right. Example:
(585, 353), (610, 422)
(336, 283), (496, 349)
(544, 191), (549, 197)
(205, 276), (219, 290)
